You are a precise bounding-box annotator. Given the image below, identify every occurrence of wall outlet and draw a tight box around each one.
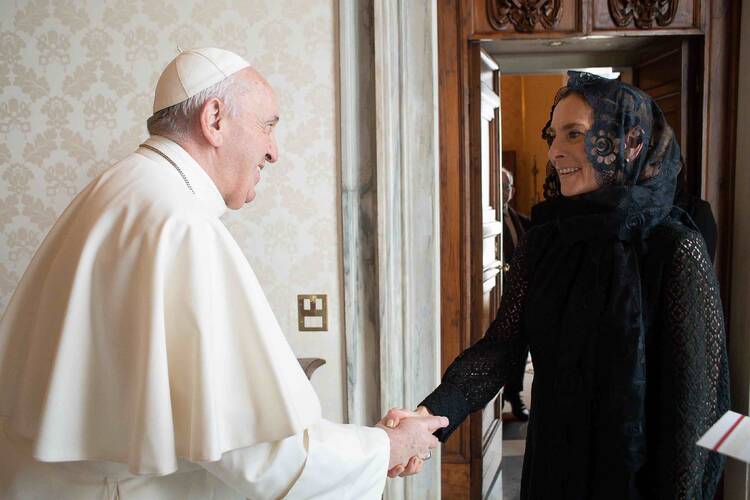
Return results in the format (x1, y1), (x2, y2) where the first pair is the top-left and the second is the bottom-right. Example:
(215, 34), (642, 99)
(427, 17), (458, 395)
(297, 294), (327, 332)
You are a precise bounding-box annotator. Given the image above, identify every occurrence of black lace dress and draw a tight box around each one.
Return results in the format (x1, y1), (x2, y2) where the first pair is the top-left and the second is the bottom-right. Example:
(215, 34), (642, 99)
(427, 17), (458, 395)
(421, 204), (729, 499)
(422, 72), (729, 499)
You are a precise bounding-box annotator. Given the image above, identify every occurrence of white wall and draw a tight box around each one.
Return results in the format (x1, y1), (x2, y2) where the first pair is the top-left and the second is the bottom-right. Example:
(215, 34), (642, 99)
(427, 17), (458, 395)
(0, 0), (345, 422)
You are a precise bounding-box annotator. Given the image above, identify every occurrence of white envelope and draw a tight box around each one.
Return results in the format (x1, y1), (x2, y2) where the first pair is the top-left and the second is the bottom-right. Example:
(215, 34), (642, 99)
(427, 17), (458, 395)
(697, 411), (750, 462)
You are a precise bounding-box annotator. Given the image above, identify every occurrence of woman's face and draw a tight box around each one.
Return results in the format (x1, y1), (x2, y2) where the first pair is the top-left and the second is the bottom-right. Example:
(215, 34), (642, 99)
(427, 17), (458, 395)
(546, 93), (601, 197)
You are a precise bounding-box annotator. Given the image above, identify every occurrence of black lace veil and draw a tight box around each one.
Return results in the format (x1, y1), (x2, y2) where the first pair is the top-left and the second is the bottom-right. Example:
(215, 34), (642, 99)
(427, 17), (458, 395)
(541, 71), (681, 214)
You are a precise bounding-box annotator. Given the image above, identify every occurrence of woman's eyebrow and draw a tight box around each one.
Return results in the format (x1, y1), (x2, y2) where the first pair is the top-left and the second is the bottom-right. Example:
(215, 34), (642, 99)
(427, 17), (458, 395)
(546, 122), (588, 135)
(561, 122), (587, 130)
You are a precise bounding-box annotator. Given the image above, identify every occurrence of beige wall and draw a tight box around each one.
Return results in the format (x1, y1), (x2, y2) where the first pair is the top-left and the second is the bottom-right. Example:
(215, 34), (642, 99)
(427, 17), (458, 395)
(0, 0), (346, 421)
(501, 73), (565, 215)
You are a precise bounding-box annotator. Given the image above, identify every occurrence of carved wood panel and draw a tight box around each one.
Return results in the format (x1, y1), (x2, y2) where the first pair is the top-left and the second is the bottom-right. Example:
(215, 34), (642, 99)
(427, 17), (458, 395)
(473, 0), (582, 36)
(592, 0), (700, 31)
(487, 0), (563, 32)
(608, 0), (678, 28)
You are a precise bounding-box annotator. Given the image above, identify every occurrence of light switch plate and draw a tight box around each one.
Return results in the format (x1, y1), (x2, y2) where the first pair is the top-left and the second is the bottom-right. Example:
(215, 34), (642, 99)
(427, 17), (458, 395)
(297, 294), (328, 332)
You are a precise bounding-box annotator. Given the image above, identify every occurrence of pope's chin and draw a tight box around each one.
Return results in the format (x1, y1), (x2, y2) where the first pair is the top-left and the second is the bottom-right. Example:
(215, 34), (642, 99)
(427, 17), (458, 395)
(223, 190), (253, 209)
(245, 178), (260, 204)
(244, 183), (260, 204)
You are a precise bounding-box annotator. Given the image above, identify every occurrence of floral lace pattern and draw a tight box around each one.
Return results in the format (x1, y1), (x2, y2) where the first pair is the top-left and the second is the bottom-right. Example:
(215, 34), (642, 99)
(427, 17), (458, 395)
(655, 225), (728, 498)
(587, 128), (620, 165)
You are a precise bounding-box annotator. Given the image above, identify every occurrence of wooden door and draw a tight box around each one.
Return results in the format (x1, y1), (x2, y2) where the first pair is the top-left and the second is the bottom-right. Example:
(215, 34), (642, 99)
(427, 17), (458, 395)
(446, 44), (505, 500)
(633, 37), (704, 196)
(476, 47), (505, 500)
(438, 37), (505, 500)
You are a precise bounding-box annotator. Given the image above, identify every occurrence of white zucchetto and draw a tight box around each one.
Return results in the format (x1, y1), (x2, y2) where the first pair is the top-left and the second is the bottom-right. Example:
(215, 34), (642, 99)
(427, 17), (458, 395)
(153, 47), (251, 113)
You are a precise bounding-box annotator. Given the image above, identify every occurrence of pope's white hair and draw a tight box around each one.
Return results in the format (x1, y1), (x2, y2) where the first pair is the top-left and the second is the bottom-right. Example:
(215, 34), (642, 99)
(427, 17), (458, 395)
(146, 72), (250, 140)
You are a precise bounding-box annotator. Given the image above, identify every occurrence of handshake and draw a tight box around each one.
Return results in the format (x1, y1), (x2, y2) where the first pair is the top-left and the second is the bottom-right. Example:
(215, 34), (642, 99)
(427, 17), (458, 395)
(375, 406), (448, 478)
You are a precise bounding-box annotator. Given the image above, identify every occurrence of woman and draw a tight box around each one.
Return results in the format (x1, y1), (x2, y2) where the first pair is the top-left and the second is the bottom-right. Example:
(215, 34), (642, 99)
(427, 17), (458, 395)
(392, 72), (729, 498)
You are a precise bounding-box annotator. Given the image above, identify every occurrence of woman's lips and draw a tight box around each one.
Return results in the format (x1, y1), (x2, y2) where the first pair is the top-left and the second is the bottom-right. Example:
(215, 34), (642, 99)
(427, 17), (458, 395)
(557, 167), (582, 176)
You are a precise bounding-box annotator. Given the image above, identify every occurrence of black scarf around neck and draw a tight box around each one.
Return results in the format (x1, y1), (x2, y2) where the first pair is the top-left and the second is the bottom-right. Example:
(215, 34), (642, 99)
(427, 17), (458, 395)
(524, 191), (651, 496)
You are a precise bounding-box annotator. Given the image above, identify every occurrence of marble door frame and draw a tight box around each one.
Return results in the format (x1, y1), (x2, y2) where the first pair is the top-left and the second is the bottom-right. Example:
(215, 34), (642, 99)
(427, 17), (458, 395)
(339, 0), (441, 498)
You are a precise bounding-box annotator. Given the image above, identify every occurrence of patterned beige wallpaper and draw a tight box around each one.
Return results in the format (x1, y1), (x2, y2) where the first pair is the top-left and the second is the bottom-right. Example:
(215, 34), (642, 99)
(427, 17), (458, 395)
(0, 0), (345, 421)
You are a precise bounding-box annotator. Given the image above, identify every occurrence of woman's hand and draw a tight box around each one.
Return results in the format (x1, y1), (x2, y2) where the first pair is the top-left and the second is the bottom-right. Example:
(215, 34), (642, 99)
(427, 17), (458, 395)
(382, 406), (433, 428)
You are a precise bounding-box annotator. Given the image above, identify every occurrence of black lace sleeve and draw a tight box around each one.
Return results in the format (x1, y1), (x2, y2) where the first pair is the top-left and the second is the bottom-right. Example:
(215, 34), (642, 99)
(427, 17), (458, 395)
(420, 236), (529, 441)
(656, 230), (729, 499)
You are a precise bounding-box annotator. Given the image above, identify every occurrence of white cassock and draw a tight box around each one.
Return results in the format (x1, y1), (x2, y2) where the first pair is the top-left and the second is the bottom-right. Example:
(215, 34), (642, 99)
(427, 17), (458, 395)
(0, 136), (389, 499)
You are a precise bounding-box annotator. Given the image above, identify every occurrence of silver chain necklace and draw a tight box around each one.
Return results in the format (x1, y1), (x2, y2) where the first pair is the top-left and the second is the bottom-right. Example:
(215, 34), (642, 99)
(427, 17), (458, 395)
(139, 143), (196, 195)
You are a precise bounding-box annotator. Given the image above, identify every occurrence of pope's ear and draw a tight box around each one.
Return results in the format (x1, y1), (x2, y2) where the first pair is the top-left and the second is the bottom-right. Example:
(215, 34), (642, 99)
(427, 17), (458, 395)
(198, 97), (225, 147)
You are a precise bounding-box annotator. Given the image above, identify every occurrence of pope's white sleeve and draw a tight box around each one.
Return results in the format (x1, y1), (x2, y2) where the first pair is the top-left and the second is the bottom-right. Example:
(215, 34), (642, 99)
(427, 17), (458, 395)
(284, 420), (389, 500)
(197, 419), (390, 500)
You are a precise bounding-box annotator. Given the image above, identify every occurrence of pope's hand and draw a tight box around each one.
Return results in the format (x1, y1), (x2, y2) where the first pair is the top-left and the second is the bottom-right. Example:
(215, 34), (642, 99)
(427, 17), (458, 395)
(379, 406), (438, 477)
(376, 411), (447, 478)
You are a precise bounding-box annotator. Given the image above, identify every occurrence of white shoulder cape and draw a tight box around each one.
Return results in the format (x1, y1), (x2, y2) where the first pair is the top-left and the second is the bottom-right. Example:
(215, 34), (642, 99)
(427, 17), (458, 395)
(0, 136), (322, 475)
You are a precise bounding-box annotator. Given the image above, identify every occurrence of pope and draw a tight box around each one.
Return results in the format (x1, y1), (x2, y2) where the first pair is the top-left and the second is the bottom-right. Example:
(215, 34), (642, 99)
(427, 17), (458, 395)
(0, 48), (446, 499)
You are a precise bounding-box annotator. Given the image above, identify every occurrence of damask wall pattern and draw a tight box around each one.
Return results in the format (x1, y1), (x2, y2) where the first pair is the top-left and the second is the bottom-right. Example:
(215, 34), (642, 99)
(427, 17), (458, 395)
(0, 0), (346, 421)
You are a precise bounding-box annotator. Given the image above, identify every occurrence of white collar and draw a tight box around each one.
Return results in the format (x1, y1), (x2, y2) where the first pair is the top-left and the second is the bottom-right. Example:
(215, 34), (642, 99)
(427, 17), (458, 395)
(139, 135), (228, 218)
